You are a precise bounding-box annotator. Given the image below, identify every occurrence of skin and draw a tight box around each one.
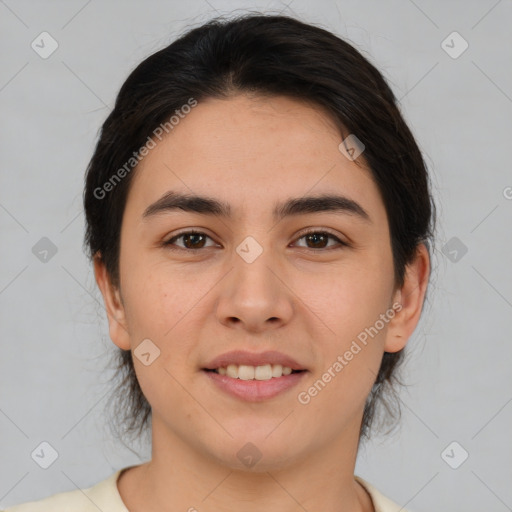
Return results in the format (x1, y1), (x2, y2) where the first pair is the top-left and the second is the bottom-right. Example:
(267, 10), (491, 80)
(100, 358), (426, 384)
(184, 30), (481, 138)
(95, 93), (429, 512)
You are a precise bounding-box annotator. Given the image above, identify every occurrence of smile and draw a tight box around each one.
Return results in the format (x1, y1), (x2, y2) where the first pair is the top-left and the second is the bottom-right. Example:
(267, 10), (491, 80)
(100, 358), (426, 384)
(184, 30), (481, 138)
(203, 367), (307, 402)
(207, 363), (302, 380)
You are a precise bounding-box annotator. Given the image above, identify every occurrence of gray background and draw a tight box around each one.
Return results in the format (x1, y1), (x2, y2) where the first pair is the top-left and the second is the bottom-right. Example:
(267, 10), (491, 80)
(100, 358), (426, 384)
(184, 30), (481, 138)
(1, 1), (511, 511)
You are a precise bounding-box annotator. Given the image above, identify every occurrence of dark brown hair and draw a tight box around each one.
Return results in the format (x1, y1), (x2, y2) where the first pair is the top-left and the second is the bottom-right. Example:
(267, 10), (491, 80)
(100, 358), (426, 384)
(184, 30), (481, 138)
(83, 13), (436, 446)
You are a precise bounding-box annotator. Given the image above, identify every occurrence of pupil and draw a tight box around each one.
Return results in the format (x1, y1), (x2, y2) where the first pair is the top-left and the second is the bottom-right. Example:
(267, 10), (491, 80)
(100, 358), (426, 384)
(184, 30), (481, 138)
(185, 234), (204, 248)
(307, 233), (326, 248)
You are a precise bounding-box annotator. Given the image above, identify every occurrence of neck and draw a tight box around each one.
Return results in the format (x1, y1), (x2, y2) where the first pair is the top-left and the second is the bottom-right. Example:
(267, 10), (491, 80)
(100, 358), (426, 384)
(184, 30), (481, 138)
(118, 414), (374, 512)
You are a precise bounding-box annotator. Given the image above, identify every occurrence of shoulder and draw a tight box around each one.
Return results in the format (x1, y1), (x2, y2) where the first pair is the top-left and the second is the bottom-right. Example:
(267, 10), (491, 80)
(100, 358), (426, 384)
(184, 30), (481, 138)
(2, 469), (126, 512)
(355, 476), (409, 512)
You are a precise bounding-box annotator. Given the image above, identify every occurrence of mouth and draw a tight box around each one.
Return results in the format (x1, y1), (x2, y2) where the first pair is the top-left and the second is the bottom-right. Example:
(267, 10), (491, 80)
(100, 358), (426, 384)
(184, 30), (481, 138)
(202, 363), (307, 402)
(202, 350), (308, 401)
(203, 364), (305, 380)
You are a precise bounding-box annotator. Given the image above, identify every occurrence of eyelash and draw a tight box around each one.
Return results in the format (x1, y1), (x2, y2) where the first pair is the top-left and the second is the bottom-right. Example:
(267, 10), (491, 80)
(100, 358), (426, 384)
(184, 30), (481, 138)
(162, 229), (348, 252)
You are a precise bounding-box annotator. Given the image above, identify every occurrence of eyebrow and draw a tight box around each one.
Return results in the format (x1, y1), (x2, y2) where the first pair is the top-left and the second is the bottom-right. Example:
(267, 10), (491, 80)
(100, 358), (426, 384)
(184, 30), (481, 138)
(142, 191), (371, 223)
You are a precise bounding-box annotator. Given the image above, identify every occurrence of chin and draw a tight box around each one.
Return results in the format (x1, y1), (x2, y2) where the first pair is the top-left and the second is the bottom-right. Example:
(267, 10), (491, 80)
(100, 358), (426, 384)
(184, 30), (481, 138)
(214, 446), (301, 473)
(203, 429), (305, 473)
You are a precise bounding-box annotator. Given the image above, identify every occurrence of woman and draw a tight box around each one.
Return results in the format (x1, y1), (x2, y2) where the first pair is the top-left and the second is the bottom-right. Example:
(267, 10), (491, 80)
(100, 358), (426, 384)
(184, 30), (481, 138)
(5, 13), (434, 512)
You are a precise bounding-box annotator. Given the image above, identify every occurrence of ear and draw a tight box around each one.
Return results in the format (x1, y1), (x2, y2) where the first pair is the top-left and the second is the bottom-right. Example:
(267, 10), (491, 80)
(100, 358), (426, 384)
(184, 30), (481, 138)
(384, 243), (430, 353)
(93, 253), (131, 350)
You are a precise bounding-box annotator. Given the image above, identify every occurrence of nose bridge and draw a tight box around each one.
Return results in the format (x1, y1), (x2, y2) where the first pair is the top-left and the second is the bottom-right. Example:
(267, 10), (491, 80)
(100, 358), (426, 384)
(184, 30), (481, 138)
(235, 236), (276, 291)
(232, 234), (280, 306)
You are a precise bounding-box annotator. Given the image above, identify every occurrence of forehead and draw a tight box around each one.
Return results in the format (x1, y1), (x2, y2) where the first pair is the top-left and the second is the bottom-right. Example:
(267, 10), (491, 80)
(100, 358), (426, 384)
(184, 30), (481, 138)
(124, 94), (386, 224)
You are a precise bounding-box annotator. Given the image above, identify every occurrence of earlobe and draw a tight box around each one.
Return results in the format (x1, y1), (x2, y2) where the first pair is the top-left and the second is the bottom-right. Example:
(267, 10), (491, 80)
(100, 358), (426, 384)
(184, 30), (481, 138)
(384, 243), (430, 353)
(93, 253), (131, 351)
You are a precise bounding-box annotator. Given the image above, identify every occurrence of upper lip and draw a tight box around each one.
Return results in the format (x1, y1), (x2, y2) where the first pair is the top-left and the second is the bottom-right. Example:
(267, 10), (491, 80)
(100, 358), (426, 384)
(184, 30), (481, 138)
(203, 350), (306, 371)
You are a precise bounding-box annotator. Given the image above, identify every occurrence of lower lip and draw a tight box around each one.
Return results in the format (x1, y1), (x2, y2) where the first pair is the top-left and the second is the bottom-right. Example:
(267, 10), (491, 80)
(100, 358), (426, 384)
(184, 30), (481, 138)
(203, 370), (307, 402)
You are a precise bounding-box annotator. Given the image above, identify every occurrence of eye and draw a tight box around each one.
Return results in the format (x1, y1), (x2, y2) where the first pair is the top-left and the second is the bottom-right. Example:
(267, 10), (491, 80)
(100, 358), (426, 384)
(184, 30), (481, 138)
(162, 230), (218, 250)
(162, 229), (348, 252)
(293, 229), (347, 250)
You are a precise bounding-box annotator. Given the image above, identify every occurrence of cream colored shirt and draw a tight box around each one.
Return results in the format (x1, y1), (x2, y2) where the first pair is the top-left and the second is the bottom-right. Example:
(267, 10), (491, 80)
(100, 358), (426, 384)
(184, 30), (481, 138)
(3, 468), (408, 512)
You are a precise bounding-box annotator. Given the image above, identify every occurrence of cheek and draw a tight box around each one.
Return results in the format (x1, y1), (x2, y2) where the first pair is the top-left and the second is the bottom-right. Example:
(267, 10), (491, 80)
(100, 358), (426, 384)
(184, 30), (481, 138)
(295, 273), (389, 417)
(290, 254), (394, 405)
(123, 272), (200, 415)
(121, 265), (208, 375)
(292, 256), (394, 340)
(121, 258), (191, 333)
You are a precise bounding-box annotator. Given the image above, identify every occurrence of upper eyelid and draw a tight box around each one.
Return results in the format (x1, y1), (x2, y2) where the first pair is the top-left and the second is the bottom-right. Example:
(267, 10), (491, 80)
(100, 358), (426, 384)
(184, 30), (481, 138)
(293, 230), (347, 247)
(294, 227), (343, 240)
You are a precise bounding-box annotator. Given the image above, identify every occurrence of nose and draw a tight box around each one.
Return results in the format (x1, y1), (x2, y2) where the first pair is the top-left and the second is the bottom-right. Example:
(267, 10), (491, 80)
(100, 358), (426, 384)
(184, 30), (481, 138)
(215, 245), (294, 334)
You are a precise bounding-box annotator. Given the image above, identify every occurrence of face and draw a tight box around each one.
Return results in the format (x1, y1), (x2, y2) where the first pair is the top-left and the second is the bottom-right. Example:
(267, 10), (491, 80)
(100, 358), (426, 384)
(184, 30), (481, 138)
(96, 93), (428, 471)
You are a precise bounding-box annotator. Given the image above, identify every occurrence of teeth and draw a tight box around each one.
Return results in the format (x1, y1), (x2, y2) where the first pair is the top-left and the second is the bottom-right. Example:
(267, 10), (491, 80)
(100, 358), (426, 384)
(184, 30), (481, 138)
(255, 364), (272, 380)
(272, 364), (283, 377)
(216, 364), (295, 380)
